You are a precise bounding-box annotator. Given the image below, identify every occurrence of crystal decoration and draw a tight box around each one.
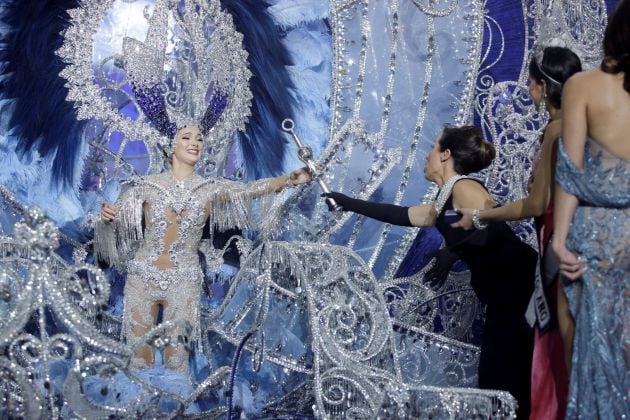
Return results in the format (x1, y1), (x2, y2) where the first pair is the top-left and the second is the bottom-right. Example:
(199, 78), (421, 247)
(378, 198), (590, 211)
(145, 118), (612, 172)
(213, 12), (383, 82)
(0, 0), (612, 417)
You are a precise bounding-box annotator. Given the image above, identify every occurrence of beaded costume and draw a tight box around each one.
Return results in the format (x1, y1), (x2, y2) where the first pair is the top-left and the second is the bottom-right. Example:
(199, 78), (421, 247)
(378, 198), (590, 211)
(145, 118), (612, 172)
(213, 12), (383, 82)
(555, 138), (630, 418)
(79, 0), (282, 375)
(1, 0), (614, 416)
(95, 172), (277, 372)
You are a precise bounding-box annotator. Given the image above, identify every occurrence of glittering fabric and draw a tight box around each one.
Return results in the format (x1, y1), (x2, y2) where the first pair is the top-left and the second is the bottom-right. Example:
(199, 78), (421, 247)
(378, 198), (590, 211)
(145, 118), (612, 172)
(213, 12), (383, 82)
(555, 138), (630, 418)
(94, 171), (278, 373)
(130, 83), (178, 139)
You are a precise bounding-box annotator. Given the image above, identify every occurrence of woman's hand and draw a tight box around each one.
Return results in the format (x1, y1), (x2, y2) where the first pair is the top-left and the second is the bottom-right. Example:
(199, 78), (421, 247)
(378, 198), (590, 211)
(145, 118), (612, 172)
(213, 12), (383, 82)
(322, 191), (352, 211)
(288, 166), (312, 186)
(100, 202), (118, 222)
(450, 208), (474, 230)
(552, 240), (586, 281)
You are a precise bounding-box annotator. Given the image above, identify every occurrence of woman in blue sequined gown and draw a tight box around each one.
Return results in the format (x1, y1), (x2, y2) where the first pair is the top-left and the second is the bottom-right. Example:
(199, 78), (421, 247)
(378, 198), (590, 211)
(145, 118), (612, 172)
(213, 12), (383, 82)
(551, 1), (630, 417)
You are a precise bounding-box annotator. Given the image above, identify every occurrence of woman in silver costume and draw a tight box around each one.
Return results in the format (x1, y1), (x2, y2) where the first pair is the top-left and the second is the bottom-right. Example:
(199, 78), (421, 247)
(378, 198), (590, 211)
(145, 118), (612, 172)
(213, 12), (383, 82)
(97, 125), (311, 374)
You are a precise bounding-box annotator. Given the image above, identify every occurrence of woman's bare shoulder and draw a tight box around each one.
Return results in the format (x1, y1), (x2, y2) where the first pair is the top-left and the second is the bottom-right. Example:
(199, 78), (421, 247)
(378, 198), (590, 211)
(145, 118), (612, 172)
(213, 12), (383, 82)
(567, 67), (620, 88)
(451, 178), (491, 209)
(452, 178), (488, 198)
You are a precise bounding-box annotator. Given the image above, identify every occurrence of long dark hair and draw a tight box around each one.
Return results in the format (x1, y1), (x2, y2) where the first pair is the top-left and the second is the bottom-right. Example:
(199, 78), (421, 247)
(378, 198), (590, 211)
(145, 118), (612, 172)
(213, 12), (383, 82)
(438, 126), (495, 175)
(529, 46), (582, 109)
(601, 0), (630, 93)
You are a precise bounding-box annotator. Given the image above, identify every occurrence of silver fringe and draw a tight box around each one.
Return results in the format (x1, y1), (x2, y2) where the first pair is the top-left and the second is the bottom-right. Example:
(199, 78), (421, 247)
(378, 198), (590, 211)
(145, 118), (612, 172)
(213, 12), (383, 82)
(93, 184), (144, 268)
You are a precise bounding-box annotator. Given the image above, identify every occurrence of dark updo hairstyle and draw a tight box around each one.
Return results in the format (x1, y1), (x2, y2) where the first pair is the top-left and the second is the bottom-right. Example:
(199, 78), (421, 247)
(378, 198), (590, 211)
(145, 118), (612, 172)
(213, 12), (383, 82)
(528, 46), (582, 109)
(601, 0), (630, 93)
(438, 125), (495, 175)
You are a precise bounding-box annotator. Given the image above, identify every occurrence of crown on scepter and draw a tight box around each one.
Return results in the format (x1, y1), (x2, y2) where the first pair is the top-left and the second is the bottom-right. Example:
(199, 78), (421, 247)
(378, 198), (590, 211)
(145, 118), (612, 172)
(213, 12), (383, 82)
(281, 118), (340, 211)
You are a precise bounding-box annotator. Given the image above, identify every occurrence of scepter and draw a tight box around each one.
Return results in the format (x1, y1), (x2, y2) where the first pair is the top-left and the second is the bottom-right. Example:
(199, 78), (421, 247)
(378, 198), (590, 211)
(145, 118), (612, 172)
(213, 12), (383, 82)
(281, 118), (340, 211)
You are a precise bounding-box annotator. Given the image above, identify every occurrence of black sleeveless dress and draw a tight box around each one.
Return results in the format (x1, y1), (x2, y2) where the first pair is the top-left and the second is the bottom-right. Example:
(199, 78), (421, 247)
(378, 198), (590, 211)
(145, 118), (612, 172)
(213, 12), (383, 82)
(435, 185), (536, 419)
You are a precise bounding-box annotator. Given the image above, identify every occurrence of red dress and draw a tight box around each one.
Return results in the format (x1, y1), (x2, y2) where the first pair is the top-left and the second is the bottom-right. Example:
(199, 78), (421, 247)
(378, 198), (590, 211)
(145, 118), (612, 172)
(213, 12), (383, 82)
(529, 149), (568, 420)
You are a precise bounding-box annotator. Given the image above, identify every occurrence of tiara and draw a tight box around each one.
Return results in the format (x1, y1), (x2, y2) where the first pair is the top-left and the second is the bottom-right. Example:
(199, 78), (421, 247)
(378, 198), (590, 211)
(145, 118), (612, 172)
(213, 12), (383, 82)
(532, 44), (563, 86)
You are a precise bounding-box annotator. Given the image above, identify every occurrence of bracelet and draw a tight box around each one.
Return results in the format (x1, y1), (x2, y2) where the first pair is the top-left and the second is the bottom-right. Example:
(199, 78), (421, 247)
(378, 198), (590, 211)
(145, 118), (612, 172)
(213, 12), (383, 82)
(472, 209), (488, 230)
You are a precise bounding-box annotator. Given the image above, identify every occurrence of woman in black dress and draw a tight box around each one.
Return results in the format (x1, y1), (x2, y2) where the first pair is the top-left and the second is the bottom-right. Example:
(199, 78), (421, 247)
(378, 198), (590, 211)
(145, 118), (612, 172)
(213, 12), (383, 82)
(324, 125), (537, 419)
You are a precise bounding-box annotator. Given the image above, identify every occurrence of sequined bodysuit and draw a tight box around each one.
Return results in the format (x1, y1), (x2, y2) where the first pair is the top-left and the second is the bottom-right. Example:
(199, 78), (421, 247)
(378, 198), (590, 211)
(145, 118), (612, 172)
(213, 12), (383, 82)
(95, 172), (274, 372)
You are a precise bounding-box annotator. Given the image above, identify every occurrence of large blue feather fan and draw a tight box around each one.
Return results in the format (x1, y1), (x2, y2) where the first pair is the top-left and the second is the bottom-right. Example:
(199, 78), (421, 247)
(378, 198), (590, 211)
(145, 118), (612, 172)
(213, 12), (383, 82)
(221, 0), (297, 180)
(0, 0), (84, 187)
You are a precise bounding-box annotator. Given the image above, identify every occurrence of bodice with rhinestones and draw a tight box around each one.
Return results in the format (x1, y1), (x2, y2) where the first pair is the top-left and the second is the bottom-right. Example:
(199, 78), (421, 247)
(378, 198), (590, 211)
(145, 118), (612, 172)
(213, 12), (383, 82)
(94, 171), (274, 271)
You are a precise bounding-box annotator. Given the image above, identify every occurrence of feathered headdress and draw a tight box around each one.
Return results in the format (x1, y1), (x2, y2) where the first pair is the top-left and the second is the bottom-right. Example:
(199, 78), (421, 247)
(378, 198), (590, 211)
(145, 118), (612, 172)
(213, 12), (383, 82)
(122, 0), (231, 144)
(58, 0), (253, 170)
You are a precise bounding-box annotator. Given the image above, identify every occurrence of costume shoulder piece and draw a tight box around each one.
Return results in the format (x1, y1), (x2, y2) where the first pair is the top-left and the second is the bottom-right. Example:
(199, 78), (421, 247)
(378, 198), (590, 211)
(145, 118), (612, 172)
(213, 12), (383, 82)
(203, 176), (281, 232)
(93, 177), (146, 269)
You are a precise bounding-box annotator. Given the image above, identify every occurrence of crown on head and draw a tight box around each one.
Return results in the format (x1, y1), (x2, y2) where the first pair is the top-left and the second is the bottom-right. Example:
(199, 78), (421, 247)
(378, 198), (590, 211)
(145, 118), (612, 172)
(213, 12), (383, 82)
(122, 0), (231, 149)
(531, 43), (564, 86)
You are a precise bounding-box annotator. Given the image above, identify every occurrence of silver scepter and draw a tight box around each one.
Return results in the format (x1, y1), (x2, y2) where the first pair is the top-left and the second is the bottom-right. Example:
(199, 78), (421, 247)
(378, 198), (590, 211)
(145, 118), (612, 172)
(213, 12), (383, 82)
(281, 118), (340, 211)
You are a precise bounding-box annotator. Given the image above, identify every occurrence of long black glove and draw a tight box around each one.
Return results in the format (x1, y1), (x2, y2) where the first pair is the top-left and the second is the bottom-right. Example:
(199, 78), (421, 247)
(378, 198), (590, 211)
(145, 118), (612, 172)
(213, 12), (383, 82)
(425, 247), (460, 289)
(322, 192), (413, 227)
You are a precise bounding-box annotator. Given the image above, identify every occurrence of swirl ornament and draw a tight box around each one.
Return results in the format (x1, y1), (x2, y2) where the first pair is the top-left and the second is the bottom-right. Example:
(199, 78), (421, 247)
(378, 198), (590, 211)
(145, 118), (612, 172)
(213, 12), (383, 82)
(210, 241), (516, 418)
(0, 204), (130, 418)
(1, 0), (612, 417)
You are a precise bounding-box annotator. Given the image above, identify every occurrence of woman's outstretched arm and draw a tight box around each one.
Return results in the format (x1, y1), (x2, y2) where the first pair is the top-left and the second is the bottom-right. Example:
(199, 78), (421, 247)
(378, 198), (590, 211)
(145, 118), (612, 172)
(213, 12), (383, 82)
(250, 167), (312, 197)
(324, 178), (492, 228)
(453, 121), (560, 229)
(323, 191), (436, 227)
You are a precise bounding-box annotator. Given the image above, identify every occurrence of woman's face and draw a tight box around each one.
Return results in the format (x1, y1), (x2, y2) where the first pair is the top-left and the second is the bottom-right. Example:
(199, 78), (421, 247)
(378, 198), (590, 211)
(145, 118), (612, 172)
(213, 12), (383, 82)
(423, 134), (445, 182)
(527, 75), (544, 108)
(172, 126), (204, 166)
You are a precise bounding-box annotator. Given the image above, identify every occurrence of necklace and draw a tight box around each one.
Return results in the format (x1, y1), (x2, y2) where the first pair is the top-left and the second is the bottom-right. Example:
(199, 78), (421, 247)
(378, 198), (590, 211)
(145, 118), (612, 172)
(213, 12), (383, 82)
(165, 172), (199, 220)
(171, 170), (196, 185)
(433, 174), (467, 214)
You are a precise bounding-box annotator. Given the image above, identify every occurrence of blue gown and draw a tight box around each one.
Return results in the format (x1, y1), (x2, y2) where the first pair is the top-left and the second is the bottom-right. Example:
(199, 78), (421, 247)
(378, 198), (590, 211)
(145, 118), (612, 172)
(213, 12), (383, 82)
(555, 139), (630, 418)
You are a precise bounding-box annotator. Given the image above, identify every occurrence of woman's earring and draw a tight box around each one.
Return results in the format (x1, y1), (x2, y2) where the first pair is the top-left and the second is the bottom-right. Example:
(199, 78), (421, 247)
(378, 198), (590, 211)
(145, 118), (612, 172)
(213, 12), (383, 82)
(538, 90), (549, 122)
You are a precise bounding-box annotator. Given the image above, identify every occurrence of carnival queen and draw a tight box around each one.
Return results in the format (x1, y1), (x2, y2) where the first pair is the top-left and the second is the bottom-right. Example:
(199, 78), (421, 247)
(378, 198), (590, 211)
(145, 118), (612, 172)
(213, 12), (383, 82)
(97, 123), (311, 374)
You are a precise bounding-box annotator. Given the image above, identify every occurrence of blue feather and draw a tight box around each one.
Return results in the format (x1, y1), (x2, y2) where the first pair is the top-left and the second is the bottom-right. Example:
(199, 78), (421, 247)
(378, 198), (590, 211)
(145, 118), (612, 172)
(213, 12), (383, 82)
(221, 0), (296, 179)
(0, 0), (84, 186)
